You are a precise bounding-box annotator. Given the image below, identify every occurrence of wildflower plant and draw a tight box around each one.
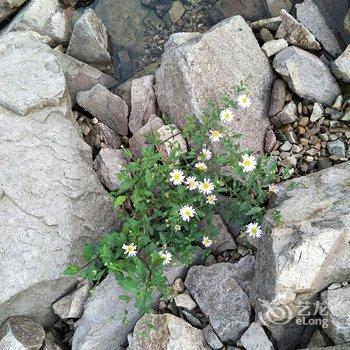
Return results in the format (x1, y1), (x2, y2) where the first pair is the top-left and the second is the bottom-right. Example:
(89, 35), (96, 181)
(65, 82), (279, 314)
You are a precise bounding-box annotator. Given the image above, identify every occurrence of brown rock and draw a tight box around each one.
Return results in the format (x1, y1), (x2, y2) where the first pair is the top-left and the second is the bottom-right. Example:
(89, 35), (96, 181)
(265, 129), (277, 153)
(269, 79), (287, 116)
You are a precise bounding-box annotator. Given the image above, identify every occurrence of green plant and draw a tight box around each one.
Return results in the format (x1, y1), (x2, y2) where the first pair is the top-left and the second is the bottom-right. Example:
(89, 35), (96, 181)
(65, 82), (279, 314)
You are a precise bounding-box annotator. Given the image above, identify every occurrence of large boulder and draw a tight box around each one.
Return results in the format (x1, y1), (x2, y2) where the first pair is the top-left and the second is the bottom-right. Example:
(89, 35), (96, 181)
(252, 161), (350, 326)
(0, 32), (116, 327)
(155, 16), (274, 153)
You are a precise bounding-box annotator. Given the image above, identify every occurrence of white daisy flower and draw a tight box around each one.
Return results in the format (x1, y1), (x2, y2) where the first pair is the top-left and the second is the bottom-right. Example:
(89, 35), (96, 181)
(174, 224), (181, 231)
(195, 162), (207, 172)
(186, 176), (198, 190)
(169, 169), (185, 186)
(159, 250), (172, 265)
(179, 205), (196, 222)
(268, 184), (279, 194)
(201, 148), (212, 161)
(237, 94), (251, 108)
(238, 154), (257, 172)
(209, 130), (223, 142)
(206, 194), (217, 205)
(198, 178), (214, 195)
(220, 108), (234, 123)
(246, 223), (263, 238)
(202, 236), (213, 248)
(122, 243), (137, 257)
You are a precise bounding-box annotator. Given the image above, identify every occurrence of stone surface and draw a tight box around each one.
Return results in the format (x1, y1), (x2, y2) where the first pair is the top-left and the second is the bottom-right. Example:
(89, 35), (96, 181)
(262, 38), (288, 57)
(251, 17), (282, 31)
(327, 140), (346, 158)
(95, 122), (122, 149)
(0, 0), (27, 24)
(331, 45), (350, 83)
(269, 79), (287, 117)
(203, 325), (223, 350)
(273, 46), (340, 106)
(93, 148), (126, 191)
(0, 316), (45, 350)
(265, 0), (292, 17)
(271, 101), (298, 126)
(132, 313), (210, 350)
(77, 84), (128, 136)
(174, 293), (197, 311)
(169, 0), (185, 23)
(321, 285), (350, 344)
(155, 16), (274, 153)
(296, 0), (342, 57)
(307, 330), (332, 348)
(209, 214), (237, 254)
(66, 9), (115, 75)
(4, 0), (72, 45)
(252, 162), (350, 325)
(310, 102), (324, 122)
(240, 322), (275, 350)
(185, 263), (251, 343)
(276, 10), (321, 50)
(300, 345), (350, 350)
(129, 75), (157, 134)
(41, 333), (63, 350)
(0, 32), (115, 327)
(265, 128), (277, 153)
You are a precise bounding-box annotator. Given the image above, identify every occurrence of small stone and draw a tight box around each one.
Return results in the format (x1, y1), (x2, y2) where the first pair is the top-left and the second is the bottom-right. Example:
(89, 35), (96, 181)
(269, 79), (287, 117)
(169, 1), (185, 23)
(327, 140), (346, 158)
(284, 130), (298, 144)
(305, 155), (314, 162)
(292, 144), (302, 153)
(95, 123), (122, 149)
(262, 39), (288, 57)
(306, 148), (318, 156)
(240, 322), (275, 350)
(327, 109), (343, 121)
(298, 102), (303, 116)
(173, 278), (185, 294)
(310, 102), (324, 122)
(265, 129), (277, 153)
(332, 95), (343, 111)
(297, 126), (306, 135)
(41, 332), (63, 350)
(331, 45), (350, 83)
(280, 140), (292, 151)
(341, 110), (350, 122)
(259, 28), (275, 43)
(329, 155), (340, 162)
(203, 325), (223, 350)
(181, 310), (203, 329)
(174, 293), (197, 311)
(298, 116), (309, 127)
(319, 133), (329, 141)
(271, 101), (297, 126)
(250, 16), (282, 31)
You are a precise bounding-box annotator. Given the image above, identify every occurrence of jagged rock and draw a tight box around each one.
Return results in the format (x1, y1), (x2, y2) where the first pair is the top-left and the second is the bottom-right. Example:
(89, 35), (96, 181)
(310, 103), (324, 122)
(273, 46), (340, 105)
(265, 0), (292, 16)
(203, 325), (223, 350)
(262, 38), (288, 57)
(240, 322), (275, 350)
(129, 75), (157, 134)
(185, 263), (251, 343)
(54, 51), (117, 104)
(0, 0), (27, 24)
(66, 9), (115, 75)
(321, 285), (350, 344)
(307, 330), (332, 348)
(133, 313), (210, 350)
(296, 0), (342, 57)
(0, 316), (45, 350)
(251, 16), (282, 31)
(93, 148), (126, 191)
(276, 10), (321, 50)
(209, 214), (237, 254)
(327, 140), (346, 158)
(41, 333), (63, 350)
(271, 101), (298, 126)
(95, 123), (122, 149)
(229, 255), (255, 296)
(4, 0), (73, 45)
(0, 32), (115, 326)
(77, 84), (128, 136)
(260, 28), (275, 42)
(269, 79), (287, 117)
(52, 280), (91, 320)
(174, 293), (197, 311)
(155, 16), (274, 153)
(252, 162), (350, 328)
(331, 46), (350, 83)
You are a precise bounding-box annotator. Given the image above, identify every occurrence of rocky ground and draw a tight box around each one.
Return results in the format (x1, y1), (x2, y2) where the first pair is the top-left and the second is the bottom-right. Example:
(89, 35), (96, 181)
(0, 0), (349, 350)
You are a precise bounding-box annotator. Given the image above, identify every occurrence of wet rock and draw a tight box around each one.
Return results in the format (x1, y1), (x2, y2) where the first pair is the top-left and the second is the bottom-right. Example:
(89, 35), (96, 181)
(331, 45), (350, 83)
(240, 322), (275, 350)
(273, 46), (340, 106)
(129, 75), (157, 134)
(203, 325), (223, 350)
(265, 0), (292, 17)
(271, 101), (298, 126)
(0, 316), (45, 350)
(327, 140), (346, 158)
(185, 263), (251, 343)
(155, 16), (274, 153)
(310, 102), (324, 122)
(269, 79), (287, 117)
(77, 84), (128, 136)
(296, 0), (342, 57)
(132, 313), (210, 350)
(169, 0), (185, 23)
(66, 9), (115, 76)
(251, 16), (282, 31)
(93, 148), (126, 191)
(262, 38), (288, 57)
(276, 10), (321, 50)
(265, 128), (277, 153)
(174, 293), (197, 310)
(0, 0), (27, 24)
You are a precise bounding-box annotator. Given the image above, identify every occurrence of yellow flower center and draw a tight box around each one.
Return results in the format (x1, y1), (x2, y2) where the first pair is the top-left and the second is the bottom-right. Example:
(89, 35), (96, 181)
(173, 173), (181, 180)
(203, 183), (209, 190)
(184, 209), (192, 216)
(251, 227), (257, 235)
(127, 246), (133, 253)
(242, 96), (248, 103)
(243, 159), (252, 167)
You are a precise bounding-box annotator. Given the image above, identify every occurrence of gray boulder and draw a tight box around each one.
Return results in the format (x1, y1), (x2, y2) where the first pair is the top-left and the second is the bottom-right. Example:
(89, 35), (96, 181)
(155, 16), (274, 153)
(185, 263), (251, 343)
(240, 322), (275, 350)
(331, 45), (350, 83)
(0, 0), (27, 24)
(66, 9), (115, 76)
(273, 46), (340, 105)
(0, 32), (115, 327)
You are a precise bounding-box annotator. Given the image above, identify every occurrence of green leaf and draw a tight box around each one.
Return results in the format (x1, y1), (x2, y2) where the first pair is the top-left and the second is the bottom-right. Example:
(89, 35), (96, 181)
(64, 265), (80, 276)
(114, 195), (127, 207)
(119, 294), (132, 303)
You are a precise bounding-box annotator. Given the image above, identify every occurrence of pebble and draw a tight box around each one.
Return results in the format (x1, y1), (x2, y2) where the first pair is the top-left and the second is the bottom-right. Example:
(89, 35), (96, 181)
(332, 95), (343, 111)
(280, 151), (291, 159)
(298, 116), (309, 127)
(261, 38), (288, 57)
(284, 130), (298, 144)
(280, 140), (292, 151)
(173, 278), (185, 294)
(292, 144), (302, 153)
(297, 126), (306, 135)
(174, 293), (197, 310)
(310, 102), (324, 122)
(264, 129), (277, 153)
(269, 79), (287, 116)
(306, 148), (318, 156)
(305, 156), (314, 162)
(319, 133), (329, 141)
(327, 140), (346, 158)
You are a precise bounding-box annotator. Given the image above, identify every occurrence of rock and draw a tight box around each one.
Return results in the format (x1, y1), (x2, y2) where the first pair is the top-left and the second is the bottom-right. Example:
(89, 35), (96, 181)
(96, 123), (122, 149)
(155, 16), (274, 153)
(271, 101), (298, 126)
(129, 75), (157, 134)
(185, 263), (251, 343)
(345, 7), (350, 34)
(210, 214), (237, 254)
(93, 148), (126, 191)
(66, 9), (115, 76)
(174, 293), (197, 311)
(251, 17), (282, 31)
(307, 329), (332, 348)
(169, 0), (185, 23)
(273, 46), (340, 106)
(260, 28), (275, 42)
(0, 316), (45, 350)
(52, 280), (91, 320)
(172, 278), (185, 294)
(262, 39), (288, 57)
(229, 255), (255, 296)
(280, 140), (292, 151)
(265, 0), (292, 17)
(332, 95), (343, 111)
(331, 45), (350, 83)
(327, 140), (346, 158)
(0, 0), (27, 24)
(203, 325), (223, 350)
(0, 32), (115, 327)
(265, 129), (277, 153)
(240, 322), (275, 350)
(269, 79), (287, 117)
(4, 0), (73, 45)
(54, 51), (117, 104)
(310, 102), (324, 122)
(77, 84), (128, 136)
(252, 161), (350, 327)
(41, 333), (63, 350)
(129, 116), (164, 158)
(321, 285), (350, 344)
(295, 0), (342, 57)
(132, 313), (210, 350)
(276, 10), (321, 50)
(300, 345), (350, 350)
